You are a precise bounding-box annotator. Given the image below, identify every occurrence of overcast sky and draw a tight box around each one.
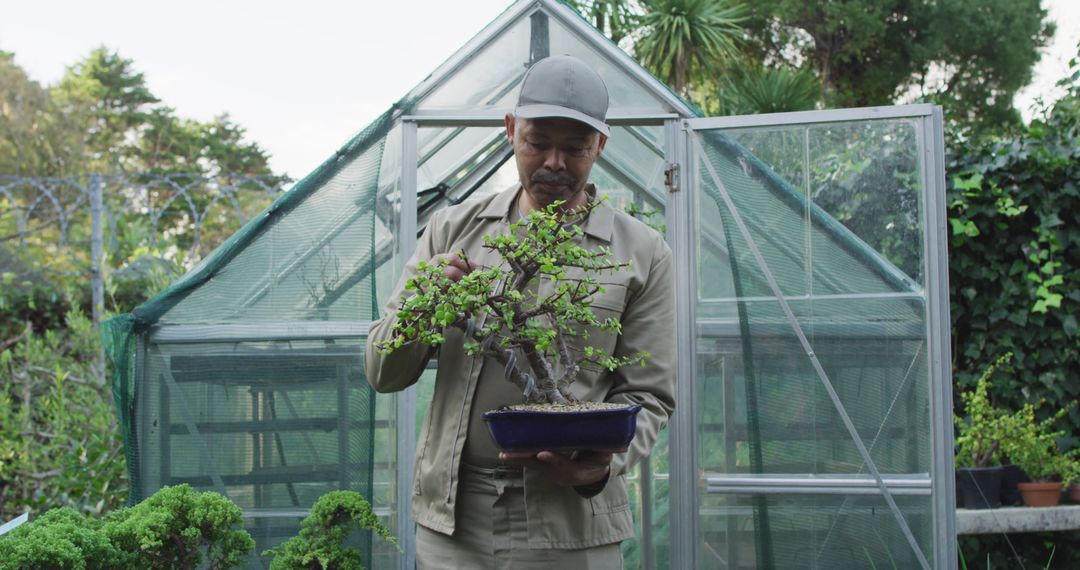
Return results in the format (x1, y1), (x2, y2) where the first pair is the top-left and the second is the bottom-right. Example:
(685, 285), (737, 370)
(2, 0), (1077, 179)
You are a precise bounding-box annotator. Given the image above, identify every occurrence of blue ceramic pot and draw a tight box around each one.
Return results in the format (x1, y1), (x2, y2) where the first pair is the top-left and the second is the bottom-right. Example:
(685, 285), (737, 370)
(483, 404), (643, 452)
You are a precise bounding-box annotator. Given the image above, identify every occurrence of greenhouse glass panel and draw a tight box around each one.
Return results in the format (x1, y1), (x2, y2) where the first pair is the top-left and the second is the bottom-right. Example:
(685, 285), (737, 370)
(687, 111), (946, 569)
(547, 15), (675, 115)
(413, 16), (530, 112)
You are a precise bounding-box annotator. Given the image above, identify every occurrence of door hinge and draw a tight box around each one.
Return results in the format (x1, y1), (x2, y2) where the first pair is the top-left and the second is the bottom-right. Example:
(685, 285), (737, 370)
(664, 163), (680, 193)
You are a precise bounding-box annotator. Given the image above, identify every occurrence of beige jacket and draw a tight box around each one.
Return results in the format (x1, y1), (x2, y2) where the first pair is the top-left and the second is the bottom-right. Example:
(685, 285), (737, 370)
(364, 185), (676, 549)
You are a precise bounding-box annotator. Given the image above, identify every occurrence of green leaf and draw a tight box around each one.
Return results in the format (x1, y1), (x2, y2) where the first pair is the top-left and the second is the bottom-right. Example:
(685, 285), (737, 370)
(950, 218), (980, 237)
(953, 173), (983, 191)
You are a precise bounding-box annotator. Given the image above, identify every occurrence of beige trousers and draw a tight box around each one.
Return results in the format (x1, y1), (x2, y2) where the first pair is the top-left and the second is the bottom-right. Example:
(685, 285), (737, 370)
(415, 464), (623, 570)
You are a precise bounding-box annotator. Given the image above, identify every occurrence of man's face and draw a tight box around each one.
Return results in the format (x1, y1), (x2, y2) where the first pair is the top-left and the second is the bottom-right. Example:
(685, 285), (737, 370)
(505, 114), (607, 210)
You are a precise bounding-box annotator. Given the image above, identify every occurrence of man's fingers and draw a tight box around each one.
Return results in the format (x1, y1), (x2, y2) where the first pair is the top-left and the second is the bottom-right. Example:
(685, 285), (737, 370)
(500, 451), (539, 460)
(436, 253), (476, 282)
(536, 451), (569, 466)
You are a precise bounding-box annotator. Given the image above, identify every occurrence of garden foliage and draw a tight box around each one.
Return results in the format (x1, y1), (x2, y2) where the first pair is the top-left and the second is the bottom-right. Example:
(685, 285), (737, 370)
(0, 485), (254, 570)
(0, 293), (127, 520)
(947, 67), (1080, 451)
(953, 52), (1080, 568)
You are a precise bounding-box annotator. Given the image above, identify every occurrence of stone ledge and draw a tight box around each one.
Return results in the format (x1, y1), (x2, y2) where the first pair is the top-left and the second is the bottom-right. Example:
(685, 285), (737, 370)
(957, 505), (1080, 534)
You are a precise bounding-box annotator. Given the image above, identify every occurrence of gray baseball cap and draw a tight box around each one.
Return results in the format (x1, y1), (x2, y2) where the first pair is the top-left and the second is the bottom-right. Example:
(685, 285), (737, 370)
(515, 55), (611, 137)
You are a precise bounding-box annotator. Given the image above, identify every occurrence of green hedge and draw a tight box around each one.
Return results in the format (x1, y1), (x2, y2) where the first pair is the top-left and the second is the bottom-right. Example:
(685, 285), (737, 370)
(949, 82), (1079, 567)
(947, 91), (1080, 446)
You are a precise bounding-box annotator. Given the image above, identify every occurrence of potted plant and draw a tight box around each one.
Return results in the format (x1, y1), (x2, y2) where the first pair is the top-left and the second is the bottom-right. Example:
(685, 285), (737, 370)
(376, 199), (649, 451)
(1066, 461), (1080, 504)
(999, 400), (1079, 507)
(953, 354), (1012, 509)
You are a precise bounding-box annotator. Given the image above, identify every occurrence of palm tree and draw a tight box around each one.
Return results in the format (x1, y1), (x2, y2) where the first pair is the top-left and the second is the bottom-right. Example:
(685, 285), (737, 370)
(635, 0), (745, 95)
(714, 63), (820, 115)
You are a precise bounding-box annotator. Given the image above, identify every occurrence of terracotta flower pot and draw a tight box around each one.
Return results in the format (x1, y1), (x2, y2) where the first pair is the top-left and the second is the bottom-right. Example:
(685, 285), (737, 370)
(1068, 484), (1080, 504)
(1017, 482), (1063, 507)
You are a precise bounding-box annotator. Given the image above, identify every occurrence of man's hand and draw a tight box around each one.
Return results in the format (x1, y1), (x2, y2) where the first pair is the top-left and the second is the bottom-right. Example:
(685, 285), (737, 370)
(432, 253), (475, 282)
(499, 449), (617, 487)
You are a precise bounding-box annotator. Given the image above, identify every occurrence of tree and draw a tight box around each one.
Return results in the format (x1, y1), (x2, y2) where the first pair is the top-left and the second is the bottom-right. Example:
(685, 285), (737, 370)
(563, 0), (640, 46)
(49, 47), (160, 173)
(635, 0), (746, 96)
(926, 0), (1055, 129)
(265, 491), (398, 570)
(741, 0), (1052, 130)
(47, 47), (278, 179)
(711, 61), (820, 115)
(0, 51), (83, 176)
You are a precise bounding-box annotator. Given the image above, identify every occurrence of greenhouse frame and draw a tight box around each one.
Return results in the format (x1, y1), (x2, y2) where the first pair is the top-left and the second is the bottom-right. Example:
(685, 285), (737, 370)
(103, 0), (956, 568)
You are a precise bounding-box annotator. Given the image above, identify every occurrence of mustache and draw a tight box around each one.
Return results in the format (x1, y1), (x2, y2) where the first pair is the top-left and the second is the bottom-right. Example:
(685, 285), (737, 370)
(530, 171), (577, 187)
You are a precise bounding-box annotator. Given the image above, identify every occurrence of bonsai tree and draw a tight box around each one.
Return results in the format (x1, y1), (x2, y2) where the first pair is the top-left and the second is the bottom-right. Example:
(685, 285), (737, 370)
(376, 199), (648, 407)
(0, 508), (126, 570)
(103, 484), (254, 570)
(265, 491), (399, 570)
(0, 485), (254, 570)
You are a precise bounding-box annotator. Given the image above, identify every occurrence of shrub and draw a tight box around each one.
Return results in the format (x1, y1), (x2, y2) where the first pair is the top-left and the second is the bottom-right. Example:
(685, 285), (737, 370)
(948, 74), (1080, 450)
(104, 485), (254, 570)
(0, 485), (252, 570)
(954, 354), (1013, 468)
(265, 491), (398, 570)
(0, 303), (127, 520)
(0, 508), (126, 570)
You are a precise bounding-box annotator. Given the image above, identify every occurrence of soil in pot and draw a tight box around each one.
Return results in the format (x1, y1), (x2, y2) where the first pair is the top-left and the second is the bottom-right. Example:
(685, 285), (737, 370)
(1017, 482), (1064, 507)
(957, 466), (1004, 509)
(483, 402), (641, 452)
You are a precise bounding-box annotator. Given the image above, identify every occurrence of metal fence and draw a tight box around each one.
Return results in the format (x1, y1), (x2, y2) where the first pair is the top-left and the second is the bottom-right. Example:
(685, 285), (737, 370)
(0, 172), (287, 331)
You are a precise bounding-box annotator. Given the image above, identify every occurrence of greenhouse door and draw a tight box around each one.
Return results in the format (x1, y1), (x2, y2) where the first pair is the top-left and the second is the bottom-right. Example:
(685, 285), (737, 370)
(667, 106), (955, 570)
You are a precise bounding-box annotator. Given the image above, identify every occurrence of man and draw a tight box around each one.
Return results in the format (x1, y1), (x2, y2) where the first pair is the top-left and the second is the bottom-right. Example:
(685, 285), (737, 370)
(365, 55), (675, 569)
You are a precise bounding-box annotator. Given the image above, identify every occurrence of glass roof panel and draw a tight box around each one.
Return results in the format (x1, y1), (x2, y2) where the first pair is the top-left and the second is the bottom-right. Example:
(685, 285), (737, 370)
(415, 7), (678, 116)
(414, 17), (530, 112)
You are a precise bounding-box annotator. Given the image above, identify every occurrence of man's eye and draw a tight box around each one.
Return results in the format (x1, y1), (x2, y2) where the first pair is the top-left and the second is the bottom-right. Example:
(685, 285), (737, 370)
(567, 147), (586, 157)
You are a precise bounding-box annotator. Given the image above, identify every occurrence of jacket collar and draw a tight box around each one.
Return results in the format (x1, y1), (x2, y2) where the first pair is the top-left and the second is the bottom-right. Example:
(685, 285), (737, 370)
(476, 184), (614, 243)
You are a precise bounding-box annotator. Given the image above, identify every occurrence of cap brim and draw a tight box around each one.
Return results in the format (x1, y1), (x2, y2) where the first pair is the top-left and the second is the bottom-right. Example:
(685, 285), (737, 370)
(515, 104), (611, 137)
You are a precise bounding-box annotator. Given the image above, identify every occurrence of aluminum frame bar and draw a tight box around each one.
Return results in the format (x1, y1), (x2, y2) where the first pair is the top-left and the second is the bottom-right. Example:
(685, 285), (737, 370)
(667, 118), (699, 570)
(924, 108), (957, 569)
(387, 120), (421, 570)
(401, 112), (679, 127)
(691, 104), (936, 130)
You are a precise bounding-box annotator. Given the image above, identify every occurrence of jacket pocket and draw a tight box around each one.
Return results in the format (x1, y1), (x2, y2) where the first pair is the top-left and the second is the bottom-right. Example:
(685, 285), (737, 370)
(589, 474), (630, 515)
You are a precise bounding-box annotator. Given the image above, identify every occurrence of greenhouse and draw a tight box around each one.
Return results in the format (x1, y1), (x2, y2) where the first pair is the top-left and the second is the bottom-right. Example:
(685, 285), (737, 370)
(102, 0), (955, 568)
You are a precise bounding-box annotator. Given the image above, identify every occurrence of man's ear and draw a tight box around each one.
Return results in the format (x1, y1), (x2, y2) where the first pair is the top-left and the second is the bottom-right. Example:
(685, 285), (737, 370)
(505, 113), (516, 145)
(595, 133), (608, 157)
